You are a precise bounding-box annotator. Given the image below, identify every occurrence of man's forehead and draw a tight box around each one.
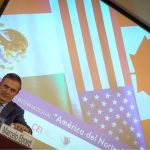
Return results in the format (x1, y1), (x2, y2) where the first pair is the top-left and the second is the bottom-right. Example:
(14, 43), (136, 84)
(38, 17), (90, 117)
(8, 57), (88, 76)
(1, 78), (21, 88)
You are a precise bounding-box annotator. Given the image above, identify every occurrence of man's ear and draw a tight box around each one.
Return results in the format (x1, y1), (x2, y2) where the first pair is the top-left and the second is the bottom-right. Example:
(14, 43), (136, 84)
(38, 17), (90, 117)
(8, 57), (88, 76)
(16, 90), (20, 95)
(17, 89), (21, 94)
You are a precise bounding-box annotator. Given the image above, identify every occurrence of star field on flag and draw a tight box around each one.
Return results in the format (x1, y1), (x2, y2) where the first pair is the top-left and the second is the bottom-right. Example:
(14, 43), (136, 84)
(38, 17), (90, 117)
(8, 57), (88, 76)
(78, 85), (146, 149)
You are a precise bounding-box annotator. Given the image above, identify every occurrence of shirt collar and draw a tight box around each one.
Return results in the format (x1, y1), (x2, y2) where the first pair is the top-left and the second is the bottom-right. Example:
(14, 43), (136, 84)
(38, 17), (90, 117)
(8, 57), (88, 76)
(0, 103), (8, 107)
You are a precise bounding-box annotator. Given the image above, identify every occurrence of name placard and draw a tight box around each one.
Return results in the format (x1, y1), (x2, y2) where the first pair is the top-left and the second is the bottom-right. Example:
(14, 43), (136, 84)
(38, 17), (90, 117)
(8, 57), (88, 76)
(0, 124), (34, 148)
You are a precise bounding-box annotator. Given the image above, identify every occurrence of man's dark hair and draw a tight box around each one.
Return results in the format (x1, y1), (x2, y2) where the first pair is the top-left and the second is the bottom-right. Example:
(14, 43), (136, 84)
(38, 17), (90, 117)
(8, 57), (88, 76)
(1, 73), (22, 89)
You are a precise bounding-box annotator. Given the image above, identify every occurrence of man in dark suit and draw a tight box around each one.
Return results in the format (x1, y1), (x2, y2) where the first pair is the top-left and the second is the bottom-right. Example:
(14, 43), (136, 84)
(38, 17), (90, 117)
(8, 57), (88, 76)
(0, 73), (32, 134)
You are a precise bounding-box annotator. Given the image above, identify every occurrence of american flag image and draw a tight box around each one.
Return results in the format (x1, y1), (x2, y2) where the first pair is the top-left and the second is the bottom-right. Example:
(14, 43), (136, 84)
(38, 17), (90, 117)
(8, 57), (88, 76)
(50, 0), (147, 149)
(79, 85), (146, 149)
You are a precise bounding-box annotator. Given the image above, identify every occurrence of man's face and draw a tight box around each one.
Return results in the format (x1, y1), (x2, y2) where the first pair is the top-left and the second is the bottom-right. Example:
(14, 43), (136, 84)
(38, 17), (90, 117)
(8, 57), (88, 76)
(0, 78), (20, 103)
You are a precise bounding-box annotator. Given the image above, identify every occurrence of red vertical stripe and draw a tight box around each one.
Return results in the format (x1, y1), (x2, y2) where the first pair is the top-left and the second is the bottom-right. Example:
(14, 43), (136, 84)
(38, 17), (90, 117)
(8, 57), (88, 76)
(58, 0), (85, 92)
(76, 0), (102, 90)
(92, 0), (117, 87)
(110, 8), (132, 85)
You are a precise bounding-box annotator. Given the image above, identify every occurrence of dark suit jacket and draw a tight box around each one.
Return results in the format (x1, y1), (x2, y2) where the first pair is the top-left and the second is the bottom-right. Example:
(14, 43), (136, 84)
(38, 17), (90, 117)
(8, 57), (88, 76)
(0, 101), (32, 134)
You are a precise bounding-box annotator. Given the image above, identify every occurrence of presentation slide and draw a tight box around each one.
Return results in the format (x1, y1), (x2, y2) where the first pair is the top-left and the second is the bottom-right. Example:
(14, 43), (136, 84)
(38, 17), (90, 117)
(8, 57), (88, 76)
(0, 0), (150, 149)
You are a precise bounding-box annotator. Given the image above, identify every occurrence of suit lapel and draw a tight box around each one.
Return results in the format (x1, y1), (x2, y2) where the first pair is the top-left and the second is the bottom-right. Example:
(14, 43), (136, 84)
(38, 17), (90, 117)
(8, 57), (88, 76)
(0, 102), (14, 118)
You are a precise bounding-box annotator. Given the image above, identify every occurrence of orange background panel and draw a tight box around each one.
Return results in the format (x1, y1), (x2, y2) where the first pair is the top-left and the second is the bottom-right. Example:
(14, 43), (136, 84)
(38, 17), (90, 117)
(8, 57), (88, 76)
(3, 0), (51, 15)
(142, 119), (150, 148)
(117, 12), (136, 27)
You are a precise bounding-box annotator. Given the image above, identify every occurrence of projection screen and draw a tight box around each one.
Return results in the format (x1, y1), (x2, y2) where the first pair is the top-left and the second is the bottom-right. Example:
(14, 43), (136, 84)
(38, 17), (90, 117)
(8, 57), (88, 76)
(0, 0), (150, 149)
